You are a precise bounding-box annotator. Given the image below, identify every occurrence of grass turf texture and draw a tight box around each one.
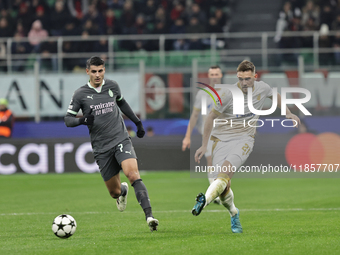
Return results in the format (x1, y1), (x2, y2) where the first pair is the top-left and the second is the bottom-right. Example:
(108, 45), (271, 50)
(0, 172), (339, 255)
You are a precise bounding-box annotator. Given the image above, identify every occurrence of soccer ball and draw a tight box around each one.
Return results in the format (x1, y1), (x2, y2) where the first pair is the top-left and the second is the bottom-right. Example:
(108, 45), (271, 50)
(52, 214), (77, 238)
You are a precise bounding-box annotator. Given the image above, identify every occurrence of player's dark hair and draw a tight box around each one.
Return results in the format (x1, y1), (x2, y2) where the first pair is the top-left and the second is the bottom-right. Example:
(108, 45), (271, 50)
(209, 65), (221, 70)
(237, 60), (255, 73)
(86, 56), (105, 69)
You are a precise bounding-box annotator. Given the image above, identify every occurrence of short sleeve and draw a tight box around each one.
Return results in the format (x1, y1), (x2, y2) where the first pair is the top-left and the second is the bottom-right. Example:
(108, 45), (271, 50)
(114, 81), (123, 101)
(67, 91), (81, 116)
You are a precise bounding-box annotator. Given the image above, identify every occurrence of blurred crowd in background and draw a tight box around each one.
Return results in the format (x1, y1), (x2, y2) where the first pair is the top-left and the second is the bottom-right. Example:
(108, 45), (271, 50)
(0, 0), (232, 53)
(275, 0), (340, 65)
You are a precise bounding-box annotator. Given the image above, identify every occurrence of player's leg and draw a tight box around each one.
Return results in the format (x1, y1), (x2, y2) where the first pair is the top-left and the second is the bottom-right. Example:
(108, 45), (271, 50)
(121, 158), (159, 231)
(116, 138), (158, 231)
(94, 148), (129, 210)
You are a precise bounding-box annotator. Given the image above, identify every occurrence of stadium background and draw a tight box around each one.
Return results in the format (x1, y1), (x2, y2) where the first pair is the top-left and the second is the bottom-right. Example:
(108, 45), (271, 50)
(0, 0), (339, 175)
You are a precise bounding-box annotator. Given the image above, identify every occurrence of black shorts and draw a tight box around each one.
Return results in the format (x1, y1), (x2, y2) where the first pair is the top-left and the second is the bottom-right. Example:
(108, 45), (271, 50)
(94, 138), (137, 181)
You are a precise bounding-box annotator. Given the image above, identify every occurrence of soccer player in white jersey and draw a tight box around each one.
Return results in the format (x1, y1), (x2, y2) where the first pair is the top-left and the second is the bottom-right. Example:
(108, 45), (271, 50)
(182, 66), (226, 204)
(191, 60), (301, 233)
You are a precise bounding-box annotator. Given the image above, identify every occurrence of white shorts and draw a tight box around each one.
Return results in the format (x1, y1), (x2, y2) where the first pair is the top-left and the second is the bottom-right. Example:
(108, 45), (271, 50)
(204, 138), (213, 158)
(210, 135), (255, 179)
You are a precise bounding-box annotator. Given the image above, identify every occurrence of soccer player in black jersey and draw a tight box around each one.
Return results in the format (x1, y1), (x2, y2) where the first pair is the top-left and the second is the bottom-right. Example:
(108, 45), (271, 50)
(65, 56), (158, 231)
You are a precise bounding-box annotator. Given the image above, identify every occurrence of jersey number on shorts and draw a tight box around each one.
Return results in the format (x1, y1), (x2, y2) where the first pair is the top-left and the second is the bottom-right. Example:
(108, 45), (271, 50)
(242, 143), (250, 155)
(118, 144), (123, 152)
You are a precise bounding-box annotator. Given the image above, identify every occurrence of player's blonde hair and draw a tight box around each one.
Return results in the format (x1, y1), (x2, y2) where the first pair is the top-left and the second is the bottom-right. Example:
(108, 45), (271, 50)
(237, 60), (255, 73)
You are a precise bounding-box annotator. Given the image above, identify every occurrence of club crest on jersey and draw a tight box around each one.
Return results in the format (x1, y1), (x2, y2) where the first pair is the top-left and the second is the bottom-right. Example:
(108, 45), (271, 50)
(109, 89), (114, 97)
(257, 94), (261, 101)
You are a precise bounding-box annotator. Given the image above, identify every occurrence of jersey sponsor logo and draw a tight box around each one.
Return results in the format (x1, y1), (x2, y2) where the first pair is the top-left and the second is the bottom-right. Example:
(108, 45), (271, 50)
(109, 89), (113, 97)
(87, 95), (94, 100)
(90, 101), (115, 116)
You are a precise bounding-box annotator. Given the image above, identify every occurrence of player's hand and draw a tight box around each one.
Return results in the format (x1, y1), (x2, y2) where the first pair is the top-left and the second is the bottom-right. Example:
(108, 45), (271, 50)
(286, 113), (300, 128)
(136, 121), (145, 138)
(195, 146), (207, 163)
(79, 109), (94, 125)
(182, 136), (191, 151)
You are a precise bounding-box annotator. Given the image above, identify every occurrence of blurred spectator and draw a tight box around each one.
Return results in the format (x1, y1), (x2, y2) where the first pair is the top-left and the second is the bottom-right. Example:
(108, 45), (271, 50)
(105, 9), (121, 35)
(93, 0), (108, 13)
(120, 0), (136, 34)
(0, 8), (16, 32)
(170, 2), (185, 22)
(50, 1), (72, 36)
(319, 5), (334, 29)
(107, 0), (124, 9)
(11, 32), (30, 71)
(188, 3), (207, 24)
(207, 17), (223, 33)
(143, 0), (157, 24)
(170, 18), (186, 34)
(146, 126), (154, 137)
(214, 8), (228, 31)
(173, 39), (189, 50)
(40, 38), (58, 72)
(62, 21), (81, 36)
(302, 17), (318, 47)
(186, 17), (205, 49)
(333, 31), (340, 65)
(14, 21), (27, 37)
(28, 20), (48, 53)
(318, 24), (332, 65)
(34, 5), (50, 32)
(17, 1), (35, 32)
(82, 3), (106, 34)
(0, 17), (12, 37)
(154, 6), (169, 30)
(67, 0), (89, 21)
(0, 98), (14, 138)
(331, 14), (340, 30)
(301, 0), (320, 27)
(274, 2), (293, 44)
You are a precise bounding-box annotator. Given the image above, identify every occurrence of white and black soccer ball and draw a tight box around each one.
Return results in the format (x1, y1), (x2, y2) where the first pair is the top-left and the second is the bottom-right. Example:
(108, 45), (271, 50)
(52, 214), (77, 239)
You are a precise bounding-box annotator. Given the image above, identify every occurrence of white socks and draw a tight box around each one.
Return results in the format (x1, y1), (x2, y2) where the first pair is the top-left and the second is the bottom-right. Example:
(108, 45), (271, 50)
(204, 178), (228, 206)
(220, 188), (238, 217)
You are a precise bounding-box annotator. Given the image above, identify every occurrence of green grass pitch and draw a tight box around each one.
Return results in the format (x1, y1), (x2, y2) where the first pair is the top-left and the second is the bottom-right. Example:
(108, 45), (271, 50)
(0, 171), (339, 255)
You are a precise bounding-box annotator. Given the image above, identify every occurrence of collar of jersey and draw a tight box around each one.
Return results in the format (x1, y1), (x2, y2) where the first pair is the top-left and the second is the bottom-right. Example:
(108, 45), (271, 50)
(237, 82), (255, 94)
(87, 80), (105, 93)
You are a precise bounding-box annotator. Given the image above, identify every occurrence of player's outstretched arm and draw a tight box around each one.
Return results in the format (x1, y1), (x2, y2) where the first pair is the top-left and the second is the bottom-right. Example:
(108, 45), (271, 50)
(195, 110), (219, 163)
(117, 98), (145, 138)
(182, 108), (200, 151)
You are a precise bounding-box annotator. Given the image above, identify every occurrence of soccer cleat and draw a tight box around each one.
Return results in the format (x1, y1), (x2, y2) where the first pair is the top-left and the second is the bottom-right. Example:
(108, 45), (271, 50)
(191, 193), (206, 216)
(147, 217), (159, 232)
(116, 182), (129, 212)
(231, 208), (243, 233)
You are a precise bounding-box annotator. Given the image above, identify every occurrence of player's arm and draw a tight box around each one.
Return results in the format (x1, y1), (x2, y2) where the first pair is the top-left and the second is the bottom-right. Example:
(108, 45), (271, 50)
(64, 92), (94, 127)
(195, 109), (219, 163)
(116, 96), (145, 138)
(182, 108), (200, 151)
(269, 93), (301, 128)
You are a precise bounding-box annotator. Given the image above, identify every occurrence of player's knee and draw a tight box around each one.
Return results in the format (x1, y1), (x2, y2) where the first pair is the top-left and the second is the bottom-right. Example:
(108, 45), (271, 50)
(125, 170), (139, 184)
(109, 189), (121, 199)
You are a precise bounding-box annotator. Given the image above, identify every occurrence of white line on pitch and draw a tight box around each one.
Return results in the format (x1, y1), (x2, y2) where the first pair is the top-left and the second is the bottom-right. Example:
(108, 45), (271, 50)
(1, 208), (340, 216)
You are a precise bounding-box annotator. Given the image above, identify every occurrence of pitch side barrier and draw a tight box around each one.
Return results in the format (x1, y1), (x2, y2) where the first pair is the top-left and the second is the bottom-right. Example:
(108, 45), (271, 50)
(0, 136), (190, 175)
